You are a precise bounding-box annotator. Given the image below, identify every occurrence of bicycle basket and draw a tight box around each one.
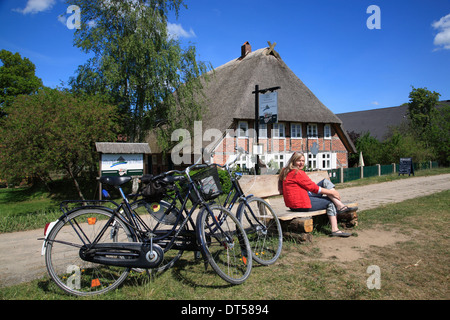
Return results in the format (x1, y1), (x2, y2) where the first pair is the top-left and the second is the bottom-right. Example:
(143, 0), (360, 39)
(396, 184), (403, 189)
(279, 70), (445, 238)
(188, 165), (223, 202)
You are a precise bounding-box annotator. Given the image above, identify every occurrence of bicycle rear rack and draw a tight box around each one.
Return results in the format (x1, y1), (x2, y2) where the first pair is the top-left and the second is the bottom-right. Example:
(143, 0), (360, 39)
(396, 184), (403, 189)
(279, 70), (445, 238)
(59, 199), (120, 214)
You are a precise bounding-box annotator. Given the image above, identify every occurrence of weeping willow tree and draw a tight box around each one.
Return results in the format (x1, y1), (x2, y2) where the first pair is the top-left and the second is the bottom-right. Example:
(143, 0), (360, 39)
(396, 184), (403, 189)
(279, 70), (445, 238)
(68, 0), (210, 147)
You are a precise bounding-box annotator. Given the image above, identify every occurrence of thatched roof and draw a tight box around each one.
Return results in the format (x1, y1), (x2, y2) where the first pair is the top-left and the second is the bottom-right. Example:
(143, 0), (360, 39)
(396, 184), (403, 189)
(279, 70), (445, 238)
(197, 45), (355, 152)
(202, 47), (341, 125)
(95, 142), (151, 154)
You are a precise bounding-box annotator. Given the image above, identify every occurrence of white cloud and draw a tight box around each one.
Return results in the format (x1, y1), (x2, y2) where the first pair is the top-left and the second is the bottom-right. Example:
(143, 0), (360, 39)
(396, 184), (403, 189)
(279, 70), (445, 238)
(14, 0), (56, 15)
(167, 22), (196, 40)
(432, 13), (450, 50)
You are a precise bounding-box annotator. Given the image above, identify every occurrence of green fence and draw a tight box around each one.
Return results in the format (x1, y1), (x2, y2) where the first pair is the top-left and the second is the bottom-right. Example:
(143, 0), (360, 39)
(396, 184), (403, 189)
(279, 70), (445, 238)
(327, 161), (439, 184)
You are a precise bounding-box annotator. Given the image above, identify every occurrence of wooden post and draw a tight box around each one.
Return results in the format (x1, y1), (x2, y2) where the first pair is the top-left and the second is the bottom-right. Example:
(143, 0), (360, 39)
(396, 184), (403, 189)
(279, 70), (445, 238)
(255, 85), (260, 175)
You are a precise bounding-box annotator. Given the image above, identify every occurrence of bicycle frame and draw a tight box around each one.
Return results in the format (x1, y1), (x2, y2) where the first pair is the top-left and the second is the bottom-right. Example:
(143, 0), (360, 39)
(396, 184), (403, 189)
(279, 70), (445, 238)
(215, 150), (268, 232)
(44, 161), (236, 265)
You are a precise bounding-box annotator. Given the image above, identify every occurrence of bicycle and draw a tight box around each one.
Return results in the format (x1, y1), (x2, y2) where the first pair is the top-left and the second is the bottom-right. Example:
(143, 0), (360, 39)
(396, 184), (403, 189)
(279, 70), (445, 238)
(42, 159), (252, 296)
(217, 148), (283, 265)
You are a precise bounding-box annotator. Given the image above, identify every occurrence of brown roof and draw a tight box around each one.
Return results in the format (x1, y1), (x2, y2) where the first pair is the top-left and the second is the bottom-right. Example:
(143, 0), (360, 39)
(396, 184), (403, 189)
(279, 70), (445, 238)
(337, 100), (450, 141)
(95, 142), (151, 154)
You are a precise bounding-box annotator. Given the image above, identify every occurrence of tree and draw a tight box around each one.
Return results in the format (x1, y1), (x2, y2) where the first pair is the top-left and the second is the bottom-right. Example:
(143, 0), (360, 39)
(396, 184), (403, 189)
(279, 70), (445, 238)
(428, 103), (450, 166)
(0, 88), (119, 199)
(407, 86), (440, 147)
(0, 50), (43, 117)
(351, 132), (383, 166)
(68, 0), (210, 146)
(381, 130), (434, 164)
(406, 87), (449, 166)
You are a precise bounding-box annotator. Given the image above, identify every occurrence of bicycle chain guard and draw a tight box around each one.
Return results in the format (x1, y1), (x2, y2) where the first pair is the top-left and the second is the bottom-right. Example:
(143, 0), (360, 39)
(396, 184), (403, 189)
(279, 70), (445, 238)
(79, 242), (164, 269)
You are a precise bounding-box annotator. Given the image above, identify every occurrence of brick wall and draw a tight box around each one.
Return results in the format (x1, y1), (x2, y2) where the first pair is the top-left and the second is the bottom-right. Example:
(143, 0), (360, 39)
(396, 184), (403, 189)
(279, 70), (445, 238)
(211, 120), (349, 169)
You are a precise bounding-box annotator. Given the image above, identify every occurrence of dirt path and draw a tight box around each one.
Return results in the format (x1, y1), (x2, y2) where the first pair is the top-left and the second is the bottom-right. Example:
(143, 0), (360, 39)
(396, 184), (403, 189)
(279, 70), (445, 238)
(1, 174), (449, 288)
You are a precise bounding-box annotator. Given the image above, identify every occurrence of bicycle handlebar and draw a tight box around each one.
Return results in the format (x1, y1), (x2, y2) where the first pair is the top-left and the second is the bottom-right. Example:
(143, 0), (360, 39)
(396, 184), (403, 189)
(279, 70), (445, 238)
(142, 146), (248, 187)
(141, 159), (212, 186)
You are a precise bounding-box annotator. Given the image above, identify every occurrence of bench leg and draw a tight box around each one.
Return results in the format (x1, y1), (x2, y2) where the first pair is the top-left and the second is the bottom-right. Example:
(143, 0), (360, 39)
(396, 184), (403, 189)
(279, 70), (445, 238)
(337, 210), (358, 228)
(283, 232), (313, 243)
(279, 217), (314, 242)
(280, 217), (313, 233)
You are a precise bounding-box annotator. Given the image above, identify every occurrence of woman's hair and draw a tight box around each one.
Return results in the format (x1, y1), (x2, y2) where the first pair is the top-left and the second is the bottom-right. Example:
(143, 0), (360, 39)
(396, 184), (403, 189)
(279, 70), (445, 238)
(278, 152), (305, 181)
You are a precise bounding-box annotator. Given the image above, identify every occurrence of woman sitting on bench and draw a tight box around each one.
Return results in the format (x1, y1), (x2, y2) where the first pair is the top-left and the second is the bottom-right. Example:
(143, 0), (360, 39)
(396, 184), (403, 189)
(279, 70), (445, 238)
(278, 152), (357, 237)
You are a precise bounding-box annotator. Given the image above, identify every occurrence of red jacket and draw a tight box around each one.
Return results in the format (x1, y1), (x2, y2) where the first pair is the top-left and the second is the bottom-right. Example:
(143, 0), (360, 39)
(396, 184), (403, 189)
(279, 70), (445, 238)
(282, 169), (320, 209)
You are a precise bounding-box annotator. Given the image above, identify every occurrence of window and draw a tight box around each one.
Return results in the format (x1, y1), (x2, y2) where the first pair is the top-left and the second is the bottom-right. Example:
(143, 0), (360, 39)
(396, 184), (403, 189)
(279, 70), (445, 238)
(307, 124), (318, 138)
(272, 123), (285, 138)
(291, 123), (302, 138)
(307, 153), (317, 169)
(274, 154), (285, 169)
(237, 121), (248, 138)
(259, 123), (267, 138)
(324, 124), (331, 139)
(322, 153), (331, 169)
(317, 152), (336, 170)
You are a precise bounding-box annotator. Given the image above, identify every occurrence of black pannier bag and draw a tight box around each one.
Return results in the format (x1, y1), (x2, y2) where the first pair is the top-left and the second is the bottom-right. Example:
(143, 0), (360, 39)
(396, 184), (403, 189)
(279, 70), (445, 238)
(140, 174), (166, 202)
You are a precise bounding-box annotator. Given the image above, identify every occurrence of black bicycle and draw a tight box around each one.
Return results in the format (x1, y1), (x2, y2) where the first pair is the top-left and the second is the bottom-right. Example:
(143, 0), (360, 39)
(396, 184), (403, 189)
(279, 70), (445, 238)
(219, 148), (283, 265)
(42, 160), (252, 296)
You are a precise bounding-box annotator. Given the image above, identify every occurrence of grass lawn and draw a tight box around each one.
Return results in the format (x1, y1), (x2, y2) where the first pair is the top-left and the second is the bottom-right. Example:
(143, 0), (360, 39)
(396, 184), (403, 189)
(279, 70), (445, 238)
(1, 187), (448, 301)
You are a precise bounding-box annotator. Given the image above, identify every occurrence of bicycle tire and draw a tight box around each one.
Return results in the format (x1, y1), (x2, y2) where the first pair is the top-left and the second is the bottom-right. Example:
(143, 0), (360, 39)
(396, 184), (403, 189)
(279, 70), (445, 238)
(131, 200), (185, 272)
(45, 208), (132, 296)
(237, 197), (282, 265)
(196, 205), (252, 285)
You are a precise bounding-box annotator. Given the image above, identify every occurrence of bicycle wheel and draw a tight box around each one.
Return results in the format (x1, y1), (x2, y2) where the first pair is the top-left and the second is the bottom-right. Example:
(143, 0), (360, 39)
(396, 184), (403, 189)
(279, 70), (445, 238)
(45, 208), (133, 296)
(196, 205), (252, 285)
(237, 197), (282, 265)
(131, 199), (185, 272)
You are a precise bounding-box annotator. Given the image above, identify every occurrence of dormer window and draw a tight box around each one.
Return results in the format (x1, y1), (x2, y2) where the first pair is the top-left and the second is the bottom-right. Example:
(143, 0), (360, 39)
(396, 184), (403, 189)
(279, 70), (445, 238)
(237, 121), (248, 138)
(307, 124), (318, 138)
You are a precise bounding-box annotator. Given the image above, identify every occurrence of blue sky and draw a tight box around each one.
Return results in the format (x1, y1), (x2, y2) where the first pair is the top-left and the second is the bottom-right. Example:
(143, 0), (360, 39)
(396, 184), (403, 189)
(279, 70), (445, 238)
(0, 0), (449, 114)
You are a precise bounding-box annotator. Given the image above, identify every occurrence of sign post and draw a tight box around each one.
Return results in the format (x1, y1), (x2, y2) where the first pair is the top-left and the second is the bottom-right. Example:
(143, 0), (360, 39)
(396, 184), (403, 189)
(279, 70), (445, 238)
(252, 85), (280, 174)
(398, 158), (414, 176)
(95, 142), (151, 199)
(100, 153), (145, 176)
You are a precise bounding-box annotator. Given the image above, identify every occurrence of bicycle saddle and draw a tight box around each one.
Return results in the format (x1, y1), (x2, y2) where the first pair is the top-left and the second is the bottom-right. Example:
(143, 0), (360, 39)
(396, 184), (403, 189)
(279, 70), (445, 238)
(99, 176), (132, 187)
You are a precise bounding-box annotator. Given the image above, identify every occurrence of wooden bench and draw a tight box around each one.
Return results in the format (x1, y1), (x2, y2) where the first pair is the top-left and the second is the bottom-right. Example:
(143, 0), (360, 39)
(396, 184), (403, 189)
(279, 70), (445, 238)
(237, 171), (358, 242)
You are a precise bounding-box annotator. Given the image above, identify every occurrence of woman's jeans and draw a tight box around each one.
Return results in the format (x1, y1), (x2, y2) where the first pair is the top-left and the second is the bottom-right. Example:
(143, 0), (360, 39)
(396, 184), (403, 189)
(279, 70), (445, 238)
(290, 179), (337, 216)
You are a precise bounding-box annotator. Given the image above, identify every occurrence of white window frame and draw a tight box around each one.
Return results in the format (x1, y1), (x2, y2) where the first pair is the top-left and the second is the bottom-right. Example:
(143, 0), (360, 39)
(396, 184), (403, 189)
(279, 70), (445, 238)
(259, 123), (267, 138)
(313, 152), (337, 170)
(321, 152), (331, 169)
(307, 124), (318, 139)
(272, 123), (285, 139)
(263, 153), (287, 173)
(307, 153), (317, 169)
(273, 154), (285, 170)
(237, 121), (248, 138)
(324, 124), (331, 140)
(291, 123), (302, 139)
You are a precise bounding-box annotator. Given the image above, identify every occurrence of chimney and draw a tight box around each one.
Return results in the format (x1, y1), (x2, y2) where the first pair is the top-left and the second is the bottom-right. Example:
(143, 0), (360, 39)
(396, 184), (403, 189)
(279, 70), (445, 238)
(240, 41), (251, 58)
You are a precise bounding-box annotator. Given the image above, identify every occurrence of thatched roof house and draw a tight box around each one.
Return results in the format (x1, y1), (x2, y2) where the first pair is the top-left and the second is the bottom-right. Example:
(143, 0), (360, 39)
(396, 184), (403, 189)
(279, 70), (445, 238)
(200, 43), (355, 167)
(148, 42), (356, 174)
